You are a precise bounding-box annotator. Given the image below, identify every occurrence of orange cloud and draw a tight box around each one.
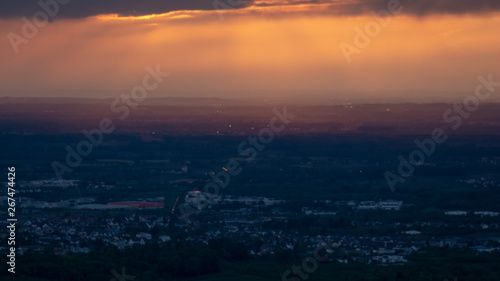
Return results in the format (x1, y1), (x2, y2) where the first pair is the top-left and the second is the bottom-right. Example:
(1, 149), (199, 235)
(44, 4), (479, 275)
(0, 10), (499, 101)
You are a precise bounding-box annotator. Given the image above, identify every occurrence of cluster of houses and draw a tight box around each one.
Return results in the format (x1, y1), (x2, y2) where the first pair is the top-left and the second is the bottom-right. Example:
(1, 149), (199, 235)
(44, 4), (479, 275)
(445, 211), (499, 217)
(1, 188), (499, 264)
(184, 191), (285, 209)
(0, 212), (171, 255)
(458, 176), (500, 188)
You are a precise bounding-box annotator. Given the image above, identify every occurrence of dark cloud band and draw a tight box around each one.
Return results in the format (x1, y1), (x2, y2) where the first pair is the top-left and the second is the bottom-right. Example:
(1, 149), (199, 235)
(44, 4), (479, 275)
(324, 0), (500, 17)
(0, 0), (499, 19)
(0, 0), (254, 19)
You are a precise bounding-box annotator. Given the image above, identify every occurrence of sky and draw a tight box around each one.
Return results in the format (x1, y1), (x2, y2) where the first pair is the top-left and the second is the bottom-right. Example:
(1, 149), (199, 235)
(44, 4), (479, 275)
(0, 0), (499, 102)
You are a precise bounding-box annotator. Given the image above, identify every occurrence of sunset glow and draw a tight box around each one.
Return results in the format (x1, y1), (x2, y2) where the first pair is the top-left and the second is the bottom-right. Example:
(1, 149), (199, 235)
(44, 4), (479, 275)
(1, 1), (499, 101)
(3, 1), (500, 278)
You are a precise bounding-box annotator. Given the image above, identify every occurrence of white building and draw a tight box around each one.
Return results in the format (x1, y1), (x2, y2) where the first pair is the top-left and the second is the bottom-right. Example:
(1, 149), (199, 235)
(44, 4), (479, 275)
(445, 211), (468, 216)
